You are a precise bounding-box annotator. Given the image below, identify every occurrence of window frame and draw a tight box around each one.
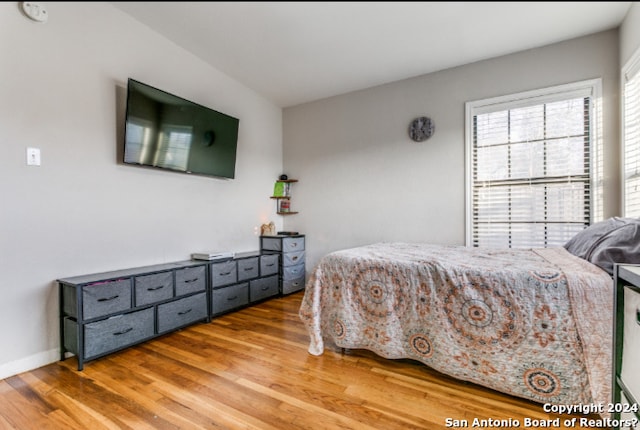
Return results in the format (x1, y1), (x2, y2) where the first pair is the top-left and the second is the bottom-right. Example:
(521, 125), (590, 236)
(464, 79), (603, 247)
(622, 47), (640, 217)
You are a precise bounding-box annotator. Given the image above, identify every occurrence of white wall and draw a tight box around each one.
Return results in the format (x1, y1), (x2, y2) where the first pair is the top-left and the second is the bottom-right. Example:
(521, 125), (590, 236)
(0, 2), (283, 378)
(283, 30), (621, 273)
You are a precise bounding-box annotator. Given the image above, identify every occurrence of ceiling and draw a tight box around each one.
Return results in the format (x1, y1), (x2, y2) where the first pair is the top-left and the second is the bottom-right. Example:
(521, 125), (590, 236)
(111, 2), (632, 108)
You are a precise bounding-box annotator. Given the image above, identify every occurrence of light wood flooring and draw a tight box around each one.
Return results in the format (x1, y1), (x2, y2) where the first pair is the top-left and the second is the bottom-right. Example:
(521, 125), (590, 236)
(0, 291), (601, 429)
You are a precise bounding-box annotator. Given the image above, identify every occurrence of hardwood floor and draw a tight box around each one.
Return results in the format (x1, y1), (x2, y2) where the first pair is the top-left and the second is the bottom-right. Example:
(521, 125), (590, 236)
(0, 292), (601, 429)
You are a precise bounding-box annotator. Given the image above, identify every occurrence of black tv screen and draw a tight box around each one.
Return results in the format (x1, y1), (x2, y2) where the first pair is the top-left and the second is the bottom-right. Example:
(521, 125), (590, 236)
(123, 79), (239, 179)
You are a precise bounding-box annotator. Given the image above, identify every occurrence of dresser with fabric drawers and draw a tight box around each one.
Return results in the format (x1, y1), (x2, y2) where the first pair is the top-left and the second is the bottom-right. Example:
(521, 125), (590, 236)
(613, 264), (640, 429)
(59, 243), (293, 370)
(260, 234), (306, 295)
(59, 260), (209, 370)
(209, 251), (280, 316)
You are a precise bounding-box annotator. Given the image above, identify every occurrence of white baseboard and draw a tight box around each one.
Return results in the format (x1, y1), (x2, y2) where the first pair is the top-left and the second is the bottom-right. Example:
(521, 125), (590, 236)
(0, 349), (60, 380)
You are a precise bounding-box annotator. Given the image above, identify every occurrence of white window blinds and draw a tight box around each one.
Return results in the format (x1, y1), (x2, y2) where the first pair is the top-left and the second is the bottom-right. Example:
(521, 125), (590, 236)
(466, 80), (602, 248)
(623, 50), (640, 217)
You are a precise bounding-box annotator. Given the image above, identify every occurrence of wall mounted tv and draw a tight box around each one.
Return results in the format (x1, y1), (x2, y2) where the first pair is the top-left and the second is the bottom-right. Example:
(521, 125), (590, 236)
(123, 78), (239, 179)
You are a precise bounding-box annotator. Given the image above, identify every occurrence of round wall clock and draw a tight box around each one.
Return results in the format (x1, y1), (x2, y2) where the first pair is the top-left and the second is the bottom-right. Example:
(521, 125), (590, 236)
(408, 116), (435, 142)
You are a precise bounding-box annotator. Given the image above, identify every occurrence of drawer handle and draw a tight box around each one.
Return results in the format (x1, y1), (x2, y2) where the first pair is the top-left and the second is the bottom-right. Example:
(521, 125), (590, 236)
(266, 263), (276, 267)
(261, 286), (270, 291)
(184, 278), (199, 284)
(291, 243), (298, 247)
(244, 267), (255, 271)
(98, 295), (119, 302)
(292, 256), (299, 261)
(292, 282), (300, 287)
(220, 271), (232, 276)
(147, 285), (165, 291)
(178, 308), (193, 316)
(227, 296), (238, 301)
(113, 327), (133, 336)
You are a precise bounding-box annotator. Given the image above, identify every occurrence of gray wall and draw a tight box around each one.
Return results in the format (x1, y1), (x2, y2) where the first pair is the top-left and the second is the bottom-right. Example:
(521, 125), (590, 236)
(283, 30), (621, 273)
(621, 2), (640, 66)
(0, 2), (283, 377)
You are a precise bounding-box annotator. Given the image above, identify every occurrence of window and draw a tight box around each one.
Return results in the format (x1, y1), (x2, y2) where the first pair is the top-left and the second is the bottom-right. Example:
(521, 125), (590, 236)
(123, 117), (153, 164)
(465, 79), (602, 248)
(623, 49), (640, 217)
(157, 125), (193, 171)
(124, 117), (193, 172)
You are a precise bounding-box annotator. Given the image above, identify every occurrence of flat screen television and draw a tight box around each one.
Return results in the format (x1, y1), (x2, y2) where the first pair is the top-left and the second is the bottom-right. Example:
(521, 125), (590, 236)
(123, 78), (239, 179)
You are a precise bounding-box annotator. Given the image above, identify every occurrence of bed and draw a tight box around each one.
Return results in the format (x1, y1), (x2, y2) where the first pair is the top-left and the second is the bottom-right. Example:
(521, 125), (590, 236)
(299, 218), (640, 408)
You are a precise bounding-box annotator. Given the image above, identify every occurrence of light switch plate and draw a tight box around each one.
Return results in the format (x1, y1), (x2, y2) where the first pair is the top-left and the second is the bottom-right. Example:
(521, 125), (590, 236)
(27, 147), (41, 166)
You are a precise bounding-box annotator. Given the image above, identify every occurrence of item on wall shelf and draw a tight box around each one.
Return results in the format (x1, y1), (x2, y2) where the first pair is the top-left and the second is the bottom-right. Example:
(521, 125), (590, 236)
(273, 181), (291, 197)
(408, 116), (435, 142)
(273, 181), (285, 197)
(260, 222), (277, 236)
(270, 178), (299, 215)
(278, 199), (291, 213)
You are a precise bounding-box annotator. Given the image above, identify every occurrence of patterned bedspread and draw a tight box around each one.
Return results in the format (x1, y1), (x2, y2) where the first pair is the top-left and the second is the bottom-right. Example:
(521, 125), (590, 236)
(298, 243), (613, 407)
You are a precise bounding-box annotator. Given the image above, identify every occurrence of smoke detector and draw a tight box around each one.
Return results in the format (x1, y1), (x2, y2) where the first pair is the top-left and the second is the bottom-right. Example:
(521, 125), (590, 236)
(21, 2), (48, 23)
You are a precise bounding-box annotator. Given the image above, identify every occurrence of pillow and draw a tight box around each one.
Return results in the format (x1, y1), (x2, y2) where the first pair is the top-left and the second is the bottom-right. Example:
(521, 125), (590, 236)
(564, 217), (640, 274)
(586, 221), (640, 275)
(564, 217), (628, 259)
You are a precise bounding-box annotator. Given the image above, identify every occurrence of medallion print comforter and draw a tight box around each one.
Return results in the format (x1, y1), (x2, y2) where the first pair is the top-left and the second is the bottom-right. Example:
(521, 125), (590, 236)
(299, 243), (613, 407)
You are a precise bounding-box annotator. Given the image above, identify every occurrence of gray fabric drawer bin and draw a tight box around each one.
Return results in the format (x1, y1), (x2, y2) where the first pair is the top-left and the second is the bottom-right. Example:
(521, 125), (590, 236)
(175, 265), (206, 296)
(82, 279), (131, 320)
(260, 237), (283, 251)
(283, 237), (305, 252)
(211, 283), (249, 315)
(261, 236), (305, 252)
(249, 275), (279, 302)
(260, 254), (279, 276)
(282, 275), (305, 295)
(237, 257), (259, 281)
(134, 271), (173, 306)
(157, 292), (207, 334)
(283, 263), (305, 280)
(283, 250), (305, 267)
(83, 307), (154, 358)
(210, 260), (237, 287)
